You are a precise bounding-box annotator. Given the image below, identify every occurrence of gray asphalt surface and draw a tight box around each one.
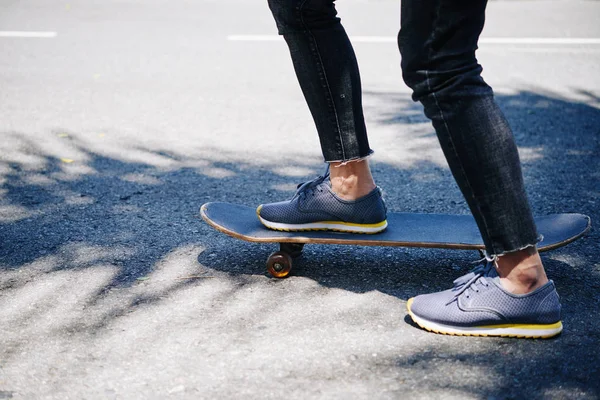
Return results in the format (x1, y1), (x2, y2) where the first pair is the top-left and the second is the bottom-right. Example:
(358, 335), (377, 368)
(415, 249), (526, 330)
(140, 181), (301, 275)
(1, 0), (599, 399)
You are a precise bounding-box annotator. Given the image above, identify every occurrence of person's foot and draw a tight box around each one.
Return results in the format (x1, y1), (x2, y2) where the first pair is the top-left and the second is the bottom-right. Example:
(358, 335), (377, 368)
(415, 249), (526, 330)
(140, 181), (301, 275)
(406, 263), (562, 338)
(257, 168), (387, 233)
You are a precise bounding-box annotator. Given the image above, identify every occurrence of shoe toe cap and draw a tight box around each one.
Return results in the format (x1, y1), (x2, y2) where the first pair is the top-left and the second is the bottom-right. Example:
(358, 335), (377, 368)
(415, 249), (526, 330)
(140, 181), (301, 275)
(409, 290), (465, 323)
(257, 201), (294, 223)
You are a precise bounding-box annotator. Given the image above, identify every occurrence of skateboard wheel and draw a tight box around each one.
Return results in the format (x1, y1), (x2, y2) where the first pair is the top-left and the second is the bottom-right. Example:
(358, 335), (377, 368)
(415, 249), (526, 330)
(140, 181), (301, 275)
(267, 251), (293, 278)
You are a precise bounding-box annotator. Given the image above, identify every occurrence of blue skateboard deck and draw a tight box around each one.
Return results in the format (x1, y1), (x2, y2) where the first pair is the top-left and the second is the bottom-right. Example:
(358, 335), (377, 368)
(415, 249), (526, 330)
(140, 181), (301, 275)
(200, 202), (591, 277)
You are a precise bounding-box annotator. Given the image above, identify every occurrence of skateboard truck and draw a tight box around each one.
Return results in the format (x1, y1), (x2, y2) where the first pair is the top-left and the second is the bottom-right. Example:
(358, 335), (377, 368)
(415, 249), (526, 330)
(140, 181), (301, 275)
(280, 243), (304, 258)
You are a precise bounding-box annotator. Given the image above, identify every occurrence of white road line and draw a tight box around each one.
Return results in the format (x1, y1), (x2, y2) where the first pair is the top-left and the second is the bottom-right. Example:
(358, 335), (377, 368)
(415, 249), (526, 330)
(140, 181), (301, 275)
(0, 31), (57, 38)
(227, 35), (280, 42)
(482, 38), (600, 45)
(227, 35), (600, 45)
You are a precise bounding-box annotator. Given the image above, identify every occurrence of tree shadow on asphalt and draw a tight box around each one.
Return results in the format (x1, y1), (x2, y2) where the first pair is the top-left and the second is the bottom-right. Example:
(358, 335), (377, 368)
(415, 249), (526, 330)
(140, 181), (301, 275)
(0, 88), (598, 398)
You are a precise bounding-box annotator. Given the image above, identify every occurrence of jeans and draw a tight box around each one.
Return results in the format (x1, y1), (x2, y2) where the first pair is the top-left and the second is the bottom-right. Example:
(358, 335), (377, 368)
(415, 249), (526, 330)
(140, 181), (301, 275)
(266, 0), (541, 256)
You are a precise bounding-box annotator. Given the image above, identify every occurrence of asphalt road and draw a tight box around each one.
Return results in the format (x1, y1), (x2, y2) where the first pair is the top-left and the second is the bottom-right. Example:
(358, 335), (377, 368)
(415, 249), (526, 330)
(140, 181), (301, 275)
(1, 0), (599, 399)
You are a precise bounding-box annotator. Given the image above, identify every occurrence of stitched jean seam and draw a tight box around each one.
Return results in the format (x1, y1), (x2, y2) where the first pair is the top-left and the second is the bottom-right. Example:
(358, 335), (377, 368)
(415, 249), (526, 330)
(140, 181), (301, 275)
(297, 0), (347, 160)
(425, 75), (496, 254)
(424, 0), (496, 253)
(423, 0), (498, 255)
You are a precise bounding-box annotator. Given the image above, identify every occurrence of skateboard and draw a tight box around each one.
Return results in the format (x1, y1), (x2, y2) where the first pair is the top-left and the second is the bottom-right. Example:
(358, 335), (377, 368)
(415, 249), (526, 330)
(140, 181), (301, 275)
(200, 202), (591, 278)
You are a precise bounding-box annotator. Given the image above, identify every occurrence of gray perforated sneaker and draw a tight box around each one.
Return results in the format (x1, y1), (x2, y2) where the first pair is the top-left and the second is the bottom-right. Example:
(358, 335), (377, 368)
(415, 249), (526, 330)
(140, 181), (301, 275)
(407, 263), (563, 338)
(257, 169), (387, 234)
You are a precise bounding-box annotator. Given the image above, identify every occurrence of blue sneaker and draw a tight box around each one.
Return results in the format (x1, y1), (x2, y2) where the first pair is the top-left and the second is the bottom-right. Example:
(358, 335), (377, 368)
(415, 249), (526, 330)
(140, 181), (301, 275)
(407, 263), (563, 338)
(257, 168), (387, 234)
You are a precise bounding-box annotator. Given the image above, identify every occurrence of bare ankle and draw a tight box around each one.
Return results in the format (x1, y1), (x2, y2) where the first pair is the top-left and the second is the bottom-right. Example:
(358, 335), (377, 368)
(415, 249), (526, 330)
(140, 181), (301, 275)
(329, 160), (376, 200)
(495, 247), (549, 294)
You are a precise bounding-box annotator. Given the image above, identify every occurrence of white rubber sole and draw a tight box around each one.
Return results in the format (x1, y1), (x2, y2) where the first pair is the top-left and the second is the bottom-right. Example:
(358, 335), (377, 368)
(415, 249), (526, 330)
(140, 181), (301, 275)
(406, 298), (563, 339)
(257, 213), (388, 234)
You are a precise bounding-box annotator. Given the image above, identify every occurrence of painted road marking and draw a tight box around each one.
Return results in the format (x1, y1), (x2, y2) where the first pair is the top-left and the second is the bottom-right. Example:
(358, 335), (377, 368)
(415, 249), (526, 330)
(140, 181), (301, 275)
(0, 31), (57, 38)
(228, 35), (600, 45)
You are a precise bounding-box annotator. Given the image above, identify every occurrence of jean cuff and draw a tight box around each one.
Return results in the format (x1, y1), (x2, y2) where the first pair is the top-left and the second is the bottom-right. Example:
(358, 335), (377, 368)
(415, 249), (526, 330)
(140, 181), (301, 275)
(326, 149), (374, 165)
(483, 234), (544, 262)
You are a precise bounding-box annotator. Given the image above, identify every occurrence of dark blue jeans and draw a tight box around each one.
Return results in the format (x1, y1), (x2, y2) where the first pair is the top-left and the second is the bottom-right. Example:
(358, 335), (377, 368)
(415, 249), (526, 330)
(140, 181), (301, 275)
(266, 0), (541, 256)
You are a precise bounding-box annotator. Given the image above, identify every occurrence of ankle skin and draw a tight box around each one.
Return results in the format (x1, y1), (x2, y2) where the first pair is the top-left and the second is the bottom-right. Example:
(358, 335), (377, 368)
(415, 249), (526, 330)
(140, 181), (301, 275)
(329, 160), (376, 200)
(496, 247), (549, 294)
